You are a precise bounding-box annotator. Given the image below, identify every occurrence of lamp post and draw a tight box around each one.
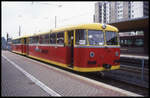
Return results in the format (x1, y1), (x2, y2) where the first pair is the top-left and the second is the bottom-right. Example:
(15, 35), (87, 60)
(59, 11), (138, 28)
(18, 14), (22, 36)
(19, 25), (21, 36)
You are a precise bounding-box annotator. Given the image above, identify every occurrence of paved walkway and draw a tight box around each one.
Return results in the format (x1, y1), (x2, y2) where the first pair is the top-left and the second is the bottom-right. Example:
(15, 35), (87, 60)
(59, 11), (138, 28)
(2, 51), (142, 96)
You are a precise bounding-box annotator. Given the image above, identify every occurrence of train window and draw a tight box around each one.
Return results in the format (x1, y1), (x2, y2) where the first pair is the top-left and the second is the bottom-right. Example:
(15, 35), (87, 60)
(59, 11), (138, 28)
(13, 40), (16, 44)
(57, 32), (64, 45)
(15, 40), (17, 44)
(24, 38), (26, 44)
(88, 30), (104, 45)
(29, 37), (32, 44)
(76, 29), (87, 45)
(39, 34), (49, 44)
(135, 39), (144, 47)
(12, 40), (14, 44)
(14, 39), (21, 44)
(19, 39), (21, 44)
(68, 30), (74, 46)
(29, 36), (39, 44)
(106, 31), (118, 45)
(50, 33), (56, 44)
(16, 39), (18, 44)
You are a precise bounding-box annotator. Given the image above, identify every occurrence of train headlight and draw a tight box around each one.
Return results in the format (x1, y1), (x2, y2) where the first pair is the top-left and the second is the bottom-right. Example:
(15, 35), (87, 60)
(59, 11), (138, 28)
(90, 52), (95, 58)
(102, 24), (106, 29)
(115, 51), (119, 56)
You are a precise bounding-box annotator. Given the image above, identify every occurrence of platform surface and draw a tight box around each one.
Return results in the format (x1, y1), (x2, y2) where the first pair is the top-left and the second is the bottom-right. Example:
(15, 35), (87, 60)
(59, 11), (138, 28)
(2, 50), (142, 96)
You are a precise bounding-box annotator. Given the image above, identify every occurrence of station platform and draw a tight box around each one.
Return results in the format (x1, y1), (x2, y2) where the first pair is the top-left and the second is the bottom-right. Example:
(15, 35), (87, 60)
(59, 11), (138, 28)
(2, 51), (142, 96)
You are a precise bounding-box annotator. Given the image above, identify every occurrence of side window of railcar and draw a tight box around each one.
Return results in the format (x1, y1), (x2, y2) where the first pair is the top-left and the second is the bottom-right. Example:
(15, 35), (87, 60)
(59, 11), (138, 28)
(75, 29), (87, 45)
(105, 31), (118, 45)
(15, 40), (17, 44)
(57, 32), (64, 45)
(50, 33), (56, 44)
(40, 34), (49, 44)
(13, 40), (16, 44)
(16, 39), (21, 44)
(88, 30), (104, 45)
(29, 36), (39, 44)
(12, 40), (16, 44)
(19, 39), (21, 44)
(33, 36), (39, 44)
(29, 37), (33, 44)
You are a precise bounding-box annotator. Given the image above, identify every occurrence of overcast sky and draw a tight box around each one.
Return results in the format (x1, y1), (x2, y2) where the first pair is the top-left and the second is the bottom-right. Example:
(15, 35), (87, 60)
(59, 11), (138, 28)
(2, 1), (96, 39)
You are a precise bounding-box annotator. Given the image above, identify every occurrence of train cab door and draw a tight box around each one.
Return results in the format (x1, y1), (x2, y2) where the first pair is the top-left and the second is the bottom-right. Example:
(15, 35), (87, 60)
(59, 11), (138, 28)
(68, 30), (74, 68)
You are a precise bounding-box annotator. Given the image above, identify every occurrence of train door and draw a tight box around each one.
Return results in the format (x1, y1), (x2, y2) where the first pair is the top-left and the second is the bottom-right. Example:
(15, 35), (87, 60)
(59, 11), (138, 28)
(68, 30), (74, 68)
(21, 38), (24, 53)
(26, 38), (29, 55)
(23, 38), (27, 55)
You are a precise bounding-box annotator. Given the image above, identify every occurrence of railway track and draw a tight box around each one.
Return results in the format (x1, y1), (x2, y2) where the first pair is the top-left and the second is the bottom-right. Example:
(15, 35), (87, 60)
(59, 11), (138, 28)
(73, 71), (148, 96)
(76, 71), (148, 96)
(120, 64), (149, 75)
(120, 56), (149, 68)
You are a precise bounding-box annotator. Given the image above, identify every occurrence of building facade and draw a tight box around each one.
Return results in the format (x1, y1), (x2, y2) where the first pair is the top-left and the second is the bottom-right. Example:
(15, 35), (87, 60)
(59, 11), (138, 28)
(143, 1), (149, 17)
(94, 1), (110, 23)
(94, 1), (149, 23)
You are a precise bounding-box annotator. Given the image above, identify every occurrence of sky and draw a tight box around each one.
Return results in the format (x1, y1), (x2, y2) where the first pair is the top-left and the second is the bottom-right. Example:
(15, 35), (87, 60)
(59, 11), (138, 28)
(2, 1), (96, 39)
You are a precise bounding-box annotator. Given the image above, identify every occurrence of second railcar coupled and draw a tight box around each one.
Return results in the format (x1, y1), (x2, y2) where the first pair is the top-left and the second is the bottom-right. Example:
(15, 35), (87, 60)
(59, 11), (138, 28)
(11, 23), (120, 72)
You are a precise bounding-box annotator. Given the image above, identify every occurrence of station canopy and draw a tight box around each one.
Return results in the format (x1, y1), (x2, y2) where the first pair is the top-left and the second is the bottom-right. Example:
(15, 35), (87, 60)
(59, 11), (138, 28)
(109, 16), (149, 32)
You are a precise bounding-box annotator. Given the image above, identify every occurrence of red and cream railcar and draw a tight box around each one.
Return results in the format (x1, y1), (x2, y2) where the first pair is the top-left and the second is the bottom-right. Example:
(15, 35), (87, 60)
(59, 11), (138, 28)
(11, 36), (28, 55)
(12, 23), (120, 72)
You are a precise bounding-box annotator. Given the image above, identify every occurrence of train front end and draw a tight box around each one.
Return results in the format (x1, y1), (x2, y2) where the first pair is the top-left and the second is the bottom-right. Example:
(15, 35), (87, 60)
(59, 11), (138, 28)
(73, 24), (120, 72)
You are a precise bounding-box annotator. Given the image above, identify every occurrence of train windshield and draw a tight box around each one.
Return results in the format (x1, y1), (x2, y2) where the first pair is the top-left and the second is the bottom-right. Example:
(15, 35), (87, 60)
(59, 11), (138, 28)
(88, 30), (104, 45)
(105, 31), (118, 45)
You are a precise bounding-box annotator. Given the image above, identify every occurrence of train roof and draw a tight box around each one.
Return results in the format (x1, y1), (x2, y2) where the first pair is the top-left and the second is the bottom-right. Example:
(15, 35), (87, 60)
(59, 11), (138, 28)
(32, 23), (118, 36)
(13, 34), (29, 40)
(12, 23), (119, 39)
(52, 23), (119, 33)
